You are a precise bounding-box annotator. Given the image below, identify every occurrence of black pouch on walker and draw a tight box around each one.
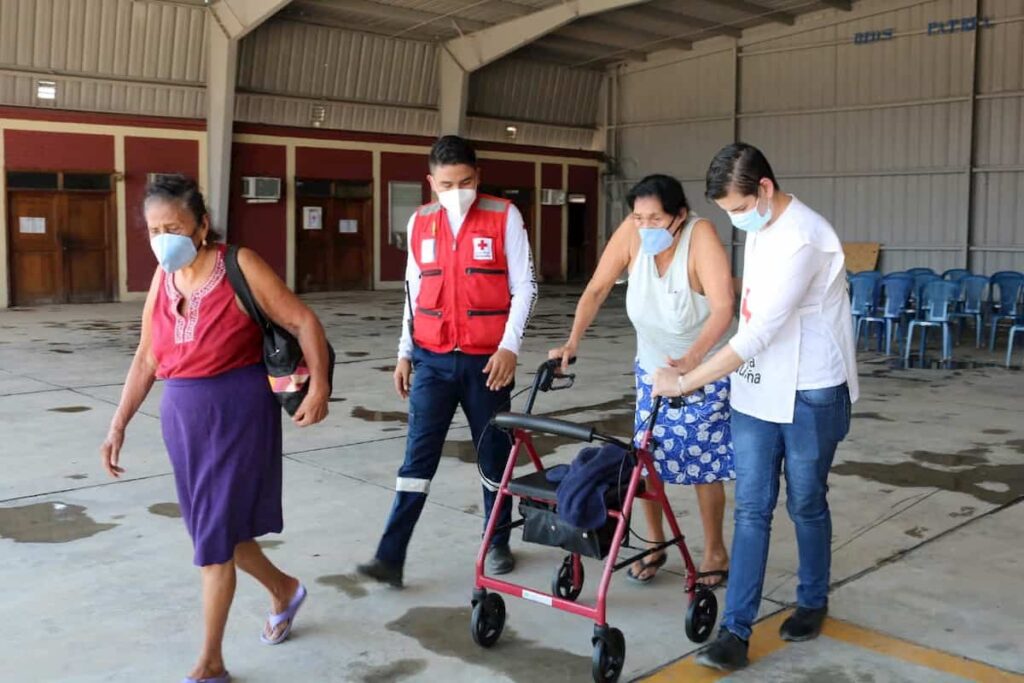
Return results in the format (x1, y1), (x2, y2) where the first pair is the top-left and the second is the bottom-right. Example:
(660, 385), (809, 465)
(520, 500), (619, 559)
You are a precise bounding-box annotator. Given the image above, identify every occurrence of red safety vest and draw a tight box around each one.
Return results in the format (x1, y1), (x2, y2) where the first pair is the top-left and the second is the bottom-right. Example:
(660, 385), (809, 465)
(410, 194), (512, 356)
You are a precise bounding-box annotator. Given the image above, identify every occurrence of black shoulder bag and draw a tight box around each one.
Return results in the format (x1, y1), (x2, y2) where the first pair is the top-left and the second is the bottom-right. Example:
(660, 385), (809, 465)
(224, 245), (336, 416)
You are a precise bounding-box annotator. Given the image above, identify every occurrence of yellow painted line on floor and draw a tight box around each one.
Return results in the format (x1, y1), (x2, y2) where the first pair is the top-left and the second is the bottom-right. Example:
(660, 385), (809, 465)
(642, 612), (1024, 682)
(822, 618), (1024, 683)
(642, 612), (790, 682)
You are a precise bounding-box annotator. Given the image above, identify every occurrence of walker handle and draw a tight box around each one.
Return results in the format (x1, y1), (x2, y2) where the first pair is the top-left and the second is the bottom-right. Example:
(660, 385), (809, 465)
(492, 412), (595, 442)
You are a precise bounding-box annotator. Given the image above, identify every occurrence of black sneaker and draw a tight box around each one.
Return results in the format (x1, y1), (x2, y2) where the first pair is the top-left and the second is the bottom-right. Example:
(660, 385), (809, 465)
(356, 557), (403, 588)
(486, 544), (516, 575)
(780, 606), (828, 642)
(695, 630), (749, 671)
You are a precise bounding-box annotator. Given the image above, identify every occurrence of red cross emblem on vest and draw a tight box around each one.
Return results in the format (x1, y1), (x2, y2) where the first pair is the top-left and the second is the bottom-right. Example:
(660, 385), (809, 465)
(473, 237), (494, 261)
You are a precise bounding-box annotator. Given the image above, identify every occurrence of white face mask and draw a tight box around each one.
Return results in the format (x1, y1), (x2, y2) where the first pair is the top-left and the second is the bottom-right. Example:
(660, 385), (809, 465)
(437, 188), (477, 220)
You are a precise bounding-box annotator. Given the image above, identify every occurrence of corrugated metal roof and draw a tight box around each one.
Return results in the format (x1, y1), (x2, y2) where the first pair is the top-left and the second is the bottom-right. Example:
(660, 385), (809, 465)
(468, 58), (604, 127)
(238, 20), (437, 107)
(0, 0), (207, 83)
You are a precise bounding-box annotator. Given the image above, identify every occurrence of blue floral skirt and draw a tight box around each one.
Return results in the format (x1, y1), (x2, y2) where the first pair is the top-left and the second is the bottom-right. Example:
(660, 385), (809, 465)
(633, 362), (736, 486)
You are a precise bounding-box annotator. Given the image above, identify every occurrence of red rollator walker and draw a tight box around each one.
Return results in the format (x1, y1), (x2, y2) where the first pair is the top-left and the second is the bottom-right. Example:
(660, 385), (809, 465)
(470, 359), (718, 683)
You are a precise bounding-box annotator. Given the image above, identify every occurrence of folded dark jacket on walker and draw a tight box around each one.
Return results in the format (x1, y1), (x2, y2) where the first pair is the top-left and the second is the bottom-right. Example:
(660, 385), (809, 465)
(551, 443), (631, 529)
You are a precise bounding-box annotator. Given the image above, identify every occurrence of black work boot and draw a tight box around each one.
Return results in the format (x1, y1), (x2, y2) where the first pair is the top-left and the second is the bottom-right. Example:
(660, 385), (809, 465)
(695, 630), (749, 671)
(485, 544), (516, 575)
(779, 606), (828, 642)
(356, 557), (404, 588)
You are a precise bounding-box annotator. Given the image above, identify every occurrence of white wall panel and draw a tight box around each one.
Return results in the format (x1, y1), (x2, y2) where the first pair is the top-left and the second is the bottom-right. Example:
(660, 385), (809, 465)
(738, 113), (836, 174)
(617, 120), (733, 180)
(617, 50), (734, 124)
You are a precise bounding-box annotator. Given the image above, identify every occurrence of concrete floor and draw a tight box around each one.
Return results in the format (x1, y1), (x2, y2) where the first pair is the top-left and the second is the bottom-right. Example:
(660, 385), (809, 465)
(0, 285), (1022, 683)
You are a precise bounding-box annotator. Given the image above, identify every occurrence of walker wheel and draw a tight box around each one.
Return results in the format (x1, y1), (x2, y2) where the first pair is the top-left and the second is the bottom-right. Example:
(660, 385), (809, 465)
(470, 592), (506, 648)
(552, 554), (585, 601)
(685, 588), (718, 643)
(591, 627), (626, 683)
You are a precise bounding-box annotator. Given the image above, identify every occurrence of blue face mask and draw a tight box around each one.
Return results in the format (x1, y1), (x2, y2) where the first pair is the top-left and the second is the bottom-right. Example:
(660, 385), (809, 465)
(729, 195), (773, 233)
(150, 233), (199, 273)
(638, 217), (679, 255)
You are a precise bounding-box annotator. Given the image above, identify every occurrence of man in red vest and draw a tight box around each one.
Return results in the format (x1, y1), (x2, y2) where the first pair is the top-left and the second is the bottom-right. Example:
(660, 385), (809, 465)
(358, 135), (538, 587)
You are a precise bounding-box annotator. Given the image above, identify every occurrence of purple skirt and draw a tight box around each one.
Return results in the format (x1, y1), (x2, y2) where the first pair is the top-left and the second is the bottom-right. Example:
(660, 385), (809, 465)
(161, 363), (283, 566)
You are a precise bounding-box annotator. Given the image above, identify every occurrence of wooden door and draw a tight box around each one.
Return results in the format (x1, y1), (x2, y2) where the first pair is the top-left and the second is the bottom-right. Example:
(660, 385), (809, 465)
(295, 198), (332, 293)
(331, 196), (372, 290)
(63, 193), (113, 303)
(7, 191), (113, 306)
(7, 192), (64, 306)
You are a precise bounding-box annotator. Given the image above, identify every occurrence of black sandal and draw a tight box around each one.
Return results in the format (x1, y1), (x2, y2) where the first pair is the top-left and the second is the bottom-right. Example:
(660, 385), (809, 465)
(695, 569), (729, 589)
(626, 552), (668, 585)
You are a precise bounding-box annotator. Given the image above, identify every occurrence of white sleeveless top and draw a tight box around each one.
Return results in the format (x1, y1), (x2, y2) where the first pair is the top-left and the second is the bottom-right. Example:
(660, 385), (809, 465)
(626, 215), (725, 373)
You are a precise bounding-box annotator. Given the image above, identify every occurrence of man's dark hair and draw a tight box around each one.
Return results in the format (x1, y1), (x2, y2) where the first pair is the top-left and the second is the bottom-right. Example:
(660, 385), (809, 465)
(428, 135), (477, 171)
(626, 174), (689, 215)
(143, 174), (221, 241)
(705, 142), (779, 201)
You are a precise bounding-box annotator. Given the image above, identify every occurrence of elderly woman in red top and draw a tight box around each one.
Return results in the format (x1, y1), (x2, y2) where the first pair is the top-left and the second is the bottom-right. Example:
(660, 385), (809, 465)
(99, 175), (331, 683)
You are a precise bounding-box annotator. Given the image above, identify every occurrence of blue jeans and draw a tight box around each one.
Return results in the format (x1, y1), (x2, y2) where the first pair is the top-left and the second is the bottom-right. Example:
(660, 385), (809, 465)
(375, 347), (514, 569)
(721, 383), (851, 641)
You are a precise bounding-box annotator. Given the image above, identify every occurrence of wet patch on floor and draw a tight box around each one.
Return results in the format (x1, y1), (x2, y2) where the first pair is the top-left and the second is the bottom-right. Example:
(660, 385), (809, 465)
(982, 428), (1011, 435)
(909, 448), (989, 467)
(345, 351), (370, 358)
(148, 503), (181, 518)
(351, 406), (408, 424)
(0, 502), (116, 543)
(373, 365), (394, 373)
(948, 505), (976, 518)
(462, 504), (480, 515)
(386, 606), (589, 682)
(329, 397), (347, 403)
(853, 412), (894, 422)
(351, 658), (428, 683)
(48, 405), (92, 413)
(49, 349), (74, 354)
(832, 458), (1023, 505)
(904, 526), (928, 538)
(65, 474), (88, 480)
(316, 573), (369, 599)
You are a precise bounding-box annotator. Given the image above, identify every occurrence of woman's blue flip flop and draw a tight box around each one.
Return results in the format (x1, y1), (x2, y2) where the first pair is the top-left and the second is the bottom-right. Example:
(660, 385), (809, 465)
(261, 583), (307, 645)
(182, 673), (230, 683)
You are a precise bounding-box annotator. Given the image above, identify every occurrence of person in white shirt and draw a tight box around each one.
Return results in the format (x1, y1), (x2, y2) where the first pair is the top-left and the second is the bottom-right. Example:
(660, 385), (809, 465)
(358, 136), (537, 587)
(549, 174), (735, 588)
(652, 143), (858, 670)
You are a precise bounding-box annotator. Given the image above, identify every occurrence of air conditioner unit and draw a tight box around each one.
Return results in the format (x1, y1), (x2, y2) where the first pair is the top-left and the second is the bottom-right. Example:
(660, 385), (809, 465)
(540, 189), (566, 206)
(242, 176), (282, 202)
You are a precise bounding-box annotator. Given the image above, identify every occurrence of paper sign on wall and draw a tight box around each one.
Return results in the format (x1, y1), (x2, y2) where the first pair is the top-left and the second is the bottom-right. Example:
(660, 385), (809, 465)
(338, 219), (358, 234)
(19, 217), (46, 234)
(302, 206), (323, 230)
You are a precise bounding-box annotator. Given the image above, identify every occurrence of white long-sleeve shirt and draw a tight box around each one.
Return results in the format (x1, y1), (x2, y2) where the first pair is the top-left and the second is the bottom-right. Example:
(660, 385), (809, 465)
(728, 200), (847, 390)
(398, 202), (537, 360)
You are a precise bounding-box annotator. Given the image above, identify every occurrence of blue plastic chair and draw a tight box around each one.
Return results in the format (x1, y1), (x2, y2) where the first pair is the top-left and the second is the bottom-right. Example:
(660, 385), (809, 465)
(911, 273), (942, 319)
(942, 268), (971, 283)
(1008, 319), (1024, 368)
(907, 267), (936, 277)
(855, 274), (914, 355)
(987, 272), (1024, 351)
(905, 280), (960, 363)
(849, 272), (881, 332)
(949, 275), (988, 348)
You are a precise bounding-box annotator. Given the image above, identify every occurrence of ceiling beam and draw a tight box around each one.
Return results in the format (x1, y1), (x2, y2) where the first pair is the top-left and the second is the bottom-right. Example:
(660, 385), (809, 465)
(557, 19), (660, 53)
(446, 0), (649, 72)
(284, 0), (490, 38)
(536, 34), (648, 63)
(702, 0), (796, 25)
(817, 0), (853, 10)
(581, 17), (693, 52)
(646, 2), (743, 38)
(209, 0), (292, 40)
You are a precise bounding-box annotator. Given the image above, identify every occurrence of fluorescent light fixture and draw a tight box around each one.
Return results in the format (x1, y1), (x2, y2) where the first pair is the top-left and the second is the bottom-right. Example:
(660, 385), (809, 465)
(36, 80), (57, 100)
(505, 124), (518, 140)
